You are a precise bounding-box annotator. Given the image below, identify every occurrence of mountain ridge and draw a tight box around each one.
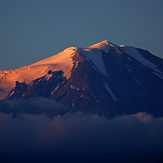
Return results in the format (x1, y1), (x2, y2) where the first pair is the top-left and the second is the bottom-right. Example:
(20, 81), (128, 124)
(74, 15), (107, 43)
(0, 40), (115, 100)
(0, 40), (163, 118)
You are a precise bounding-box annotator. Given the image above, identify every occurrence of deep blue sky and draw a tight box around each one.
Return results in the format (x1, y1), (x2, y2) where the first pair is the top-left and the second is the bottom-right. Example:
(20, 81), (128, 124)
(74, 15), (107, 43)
(0, 0), (163, 70)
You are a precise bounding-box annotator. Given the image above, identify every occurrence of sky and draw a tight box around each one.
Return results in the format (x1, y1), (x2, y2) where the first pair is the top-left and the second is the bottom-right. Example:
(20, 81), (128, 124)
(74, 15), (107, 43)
(0, 0), (163, 70)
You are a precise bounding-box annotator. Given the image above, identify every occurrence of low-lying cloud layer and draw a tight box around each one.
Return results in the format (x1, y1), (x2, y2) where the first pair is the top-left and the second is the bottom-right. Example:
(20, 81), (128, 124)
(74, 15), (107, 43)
(0, 112), (163, 158)
(2, 96), (65, 108)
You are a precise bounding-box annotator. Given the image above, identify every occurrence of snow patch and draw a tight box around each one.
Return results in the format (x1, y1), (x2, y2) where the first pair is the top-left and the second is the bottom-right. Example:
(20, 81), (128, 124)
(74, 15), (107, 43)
(44, 73), (53, 81)
(133, 77), (140, 85)
(153, 72), (163, 80)
(121, 46), (163, 79)
(50, 90), (54, 95)
(9, 90), (15, 97)
(70, 85), (76, 89)
(95, 99), (100, 103)
(75, 61), (79, 68)
(126, 65), (133, 72)
(78, 48), (108, 77)
(54, 73), (64, 81)
(92, 96), (99, 103)
(127, 56), (132, 61)
(86, 40), (111, 53)
(55, 83), (60, 91)
(103, 82), (117, 101)
(120, 45), (125, 47)
(70, 85), (80, 91)
(50, 82), (60, 95)
(76, 87), (80, 91)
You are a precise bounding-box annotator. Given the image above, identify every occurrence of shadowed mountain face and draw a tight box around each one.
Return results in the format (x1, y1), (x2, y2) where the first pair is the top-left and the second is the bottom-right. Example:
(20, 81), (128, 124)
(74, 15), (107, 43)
(0, 40), (163, 118)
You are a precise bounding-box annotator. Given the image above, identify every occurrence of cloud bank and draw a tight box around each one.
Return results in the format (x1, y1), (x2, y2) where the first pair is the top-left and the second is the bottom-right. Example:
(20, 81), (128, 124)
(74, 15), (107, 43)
(0, 112), (163, 159)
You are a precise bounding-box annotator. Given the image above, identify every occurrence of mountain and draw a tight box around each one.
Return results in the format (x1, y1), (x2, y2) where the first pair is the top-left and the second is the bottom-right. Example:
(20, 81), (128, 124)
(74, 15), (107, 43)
(0, 40), (163, 118)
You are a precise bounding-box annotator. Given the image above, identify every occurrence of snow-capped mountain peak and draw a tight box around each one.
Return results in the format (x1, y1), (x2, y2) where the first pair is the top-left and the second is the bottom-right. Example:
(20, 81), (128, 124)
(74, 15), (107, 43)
(0, 40), (163, 119)
(0, 40), (163, 105)
(0, 47), (76, 100)
(86, 40), (115, 53)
